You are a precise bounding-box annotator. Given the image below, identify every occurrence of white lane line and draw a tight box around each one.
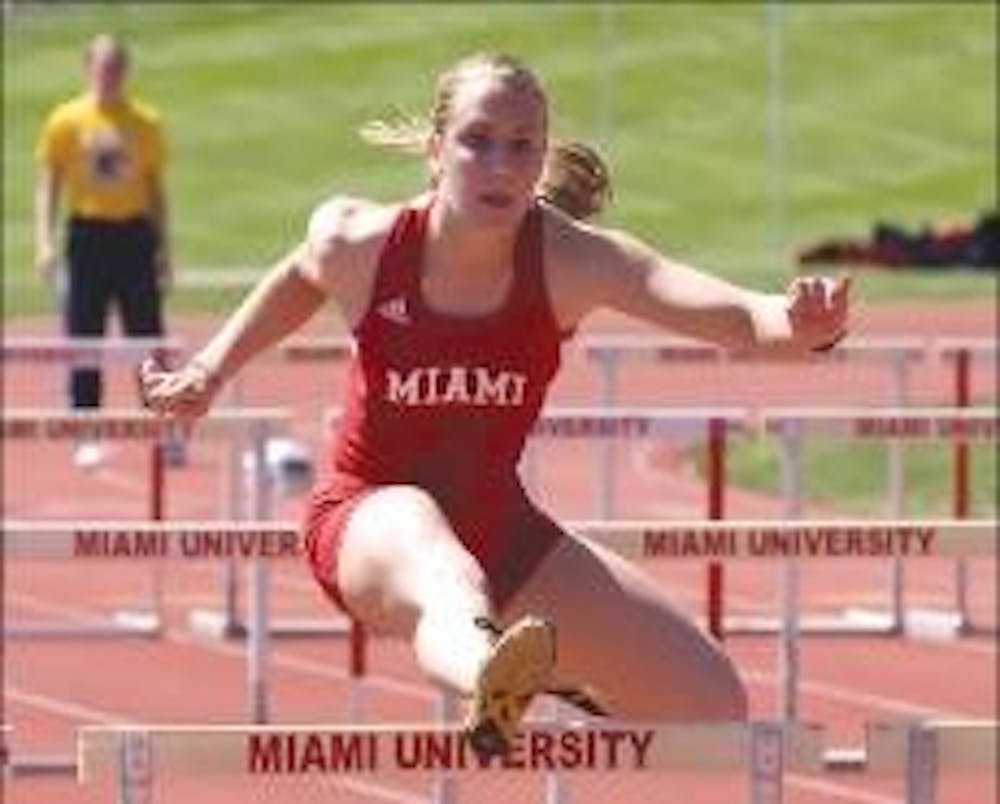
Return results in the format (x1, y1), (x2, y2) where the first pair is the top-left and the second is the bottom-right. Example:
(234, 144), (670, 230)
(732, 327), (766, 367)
(5, 688), (134, 725)
(7, 591), (433, 701)
(742, 668), (963, 718)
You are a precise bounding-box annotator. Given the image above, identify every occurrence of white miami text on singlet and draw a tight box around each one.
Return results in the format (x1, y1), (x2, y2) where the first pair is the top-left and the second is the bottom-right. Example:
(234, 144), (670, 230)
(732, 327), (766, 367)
(385, 366), (528, 407)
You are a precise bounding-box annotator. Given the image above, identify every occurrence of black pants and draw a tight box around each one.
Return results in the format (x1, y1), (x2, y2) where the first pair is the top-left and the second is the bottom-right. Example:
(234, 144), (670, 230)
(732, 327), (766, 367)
(65, 216), (164, 408)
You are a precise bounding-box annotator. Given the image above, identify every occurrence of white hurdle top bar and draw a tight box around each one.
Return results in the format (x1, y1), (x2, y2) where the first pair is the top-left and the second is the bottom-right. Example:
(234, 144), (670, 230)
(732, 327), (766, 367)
(1, 408), (289, 441)
(760, 407), (998, 440)
(321, 406), (748, 438)
(77, 720), (824, 781)
(4, 520), (994, 561)
(2, 336), (184, 363)
(280, 334), (997, 364)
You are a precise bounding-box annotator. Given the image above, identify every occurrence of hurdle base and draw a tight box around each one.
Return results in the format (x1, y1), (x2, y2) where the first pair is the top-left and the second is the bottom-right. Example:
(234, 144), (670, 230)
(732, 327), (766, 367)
(187, 608), (352, 640)
(722, 607), (975, 640)
(844, 607), (969, 641)
(4, 754), (77, 777)
(3, 610), (161, 640)
(823, 747), (869, 773)
(721, 611), (903, 637)
(957, 620), (999, 638)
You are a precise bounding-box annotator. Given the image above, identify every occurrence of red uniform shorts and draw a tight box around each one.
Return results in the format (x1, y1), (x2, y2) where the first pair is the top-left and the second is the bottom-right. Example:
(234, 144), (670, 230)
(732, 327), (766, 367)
(301, 479), (563, 617)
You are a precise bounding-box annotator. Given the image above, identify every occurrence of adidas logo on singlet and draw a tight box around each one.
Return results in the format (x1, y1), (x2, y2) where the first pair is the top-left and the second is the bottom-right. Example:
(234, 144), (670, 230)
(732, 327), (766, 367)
(377, 296), (411, 325)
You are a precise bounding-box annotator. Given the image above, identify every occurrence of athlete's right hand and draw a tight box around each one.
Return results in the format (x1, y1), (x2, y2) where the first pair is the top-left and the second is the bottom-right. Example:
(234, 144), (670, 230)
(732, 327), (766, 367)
(138, 356), (221, 421)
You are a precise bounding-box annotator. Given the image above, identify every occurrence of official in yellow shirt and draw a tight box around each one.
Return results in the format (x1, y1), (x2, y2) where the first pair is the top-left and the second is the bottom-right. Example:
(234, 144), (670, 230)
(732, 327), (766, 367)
(34, 33), (172, 468)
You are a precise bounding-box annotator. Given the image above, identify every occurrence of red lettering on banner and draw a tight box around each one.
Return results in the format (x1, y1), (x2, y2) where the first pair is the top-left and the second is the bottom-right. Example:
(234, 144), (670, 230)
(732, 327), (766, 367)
(245, 728), (657, 774)
(855, 417), (930, 438)
(247, 734), (284, 773)
(72, 531), (167, 558)
(1, 420), (39, 438)
(299, 735), (327, 773)
(247, 733), (377, 773)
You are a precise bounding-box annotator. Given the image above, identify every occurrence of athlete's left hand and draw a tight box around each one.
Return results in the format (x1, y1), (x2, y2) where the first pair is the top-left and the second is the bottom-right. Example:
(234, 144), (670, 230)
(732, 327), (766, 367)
(786, 274), (850, 352)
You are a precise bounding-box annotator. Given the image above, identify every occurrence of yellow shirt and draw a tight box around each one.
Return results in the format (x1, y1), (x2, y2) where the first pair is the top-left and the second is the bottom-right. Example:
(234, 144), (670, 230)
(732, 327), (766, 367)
(35, 94), (166, 221)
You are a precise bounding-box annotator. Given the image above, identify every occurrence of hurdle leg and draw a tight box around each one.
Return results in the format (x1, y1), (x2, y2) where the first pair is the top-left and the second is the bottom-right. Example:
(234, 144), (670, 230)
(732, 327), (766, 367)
(248, 558), (270, 724)
(246, 423), (273, 724)
(904, 724), (939, 804)
(595, 350), (620, 518)
(222, 376), (248, 635)
(776, 422), (804, 723)
(748, 722), (785, 804)
(347, 620), (366, 722)
(544, 697), (572, 804)
(706, 417), (726, 641)
(431, 689), (460, 804)
(147, 441), (166, 634)
(117, 731), (152, 804)
(885, 351), (910, 635)
(952, 348), (972, 634)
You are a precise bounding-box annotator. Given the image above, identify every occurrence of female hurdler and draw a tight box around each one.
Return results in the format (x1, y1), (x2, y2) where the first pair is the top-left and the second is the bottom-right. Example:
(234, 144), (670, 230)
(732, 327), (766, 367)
(141, 53), (849, 760)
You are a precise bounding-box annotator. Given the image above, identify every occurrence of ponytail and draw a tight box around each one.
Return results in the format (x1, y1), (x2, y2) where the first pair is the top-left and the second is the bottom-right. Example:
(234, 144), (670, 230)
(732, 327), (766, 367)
(538, 140), (613, 221)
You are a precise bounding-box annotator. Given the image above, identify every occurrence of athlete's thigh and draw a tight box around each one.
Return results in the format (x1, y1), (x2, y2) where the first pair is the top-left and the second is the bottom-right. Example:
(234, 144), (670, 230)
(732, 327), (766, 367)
(502, 531), (741, 718)
(336, 484), (487, 632)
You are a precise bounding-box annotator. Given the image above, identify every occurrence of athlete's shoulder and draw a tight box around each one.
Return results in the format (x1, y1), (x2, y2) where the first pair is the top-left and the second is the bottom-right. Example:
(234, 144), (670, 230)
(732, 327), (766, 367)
(301, 194), (417, 319)
(307, 195), (402, 247)
(539, 201), (641, 329)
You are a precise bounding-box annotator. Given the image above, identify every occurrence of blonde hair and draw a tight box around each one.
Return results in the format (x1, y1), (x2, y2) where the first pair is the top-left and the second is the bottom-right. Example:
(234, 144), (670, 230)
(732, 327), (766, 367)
(360, 52), (545, 154)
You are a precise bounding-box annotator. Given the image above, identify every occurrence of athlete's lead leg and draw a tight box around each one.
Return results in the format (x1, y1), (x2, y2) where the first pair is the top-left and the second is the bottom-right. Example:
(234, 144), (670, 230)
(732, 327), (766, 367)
(335, 485), (496, 693)
(331, 484), (557, 758)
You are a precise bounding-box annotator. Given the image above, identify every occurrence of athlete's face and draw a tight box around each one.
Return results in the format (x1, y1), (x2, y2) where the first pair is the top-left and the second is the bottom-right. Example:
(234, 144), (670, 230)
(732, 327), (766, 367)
(431, 76), (547, 227)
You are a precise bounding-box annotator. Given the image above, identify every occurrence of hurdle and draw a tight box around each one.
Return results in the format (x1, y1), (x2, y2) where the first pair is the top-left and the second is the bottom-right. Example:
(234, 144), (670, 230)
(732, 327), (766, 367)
(76, 719), (825, 804)
(282, 335), (996, 640)
(5, 517), (993, 734)
(937, 340), (998, 641)
(757, 407), (998, 722)
(757, 407), (997, 632)
(75, 718), (998, 804)
(1, 407), (288, 639)
(320, 399), (748, 499)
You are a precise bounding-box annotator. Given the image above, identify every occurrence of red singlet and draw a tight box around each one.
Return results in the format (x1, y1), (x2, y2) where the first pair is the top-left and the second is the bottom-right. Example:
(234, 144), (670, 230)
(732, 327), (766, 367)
(303, 199), (571, 613)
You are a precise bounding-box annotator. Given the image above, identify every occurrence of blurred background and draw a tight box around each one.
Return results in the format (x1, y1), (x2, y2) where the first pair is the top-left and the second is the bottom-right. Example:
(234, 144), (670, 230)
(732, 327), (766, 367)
(4, 1), (997, 317)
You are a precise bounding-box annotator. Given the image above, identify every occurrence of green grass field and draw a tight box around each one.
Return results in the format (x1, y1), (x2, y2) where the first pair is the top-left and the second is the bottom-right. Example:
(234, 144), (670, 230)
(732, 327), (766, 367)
(700, 440), (998, 518)
(4, 2), (997, 318)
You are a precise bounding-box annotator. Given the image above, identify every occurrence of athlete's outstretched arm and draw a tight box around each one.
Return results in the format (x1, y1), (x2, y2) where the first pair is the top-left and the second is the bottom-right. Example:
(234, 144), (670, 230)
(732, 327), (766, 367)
(567, 224), (849, 357)
(140, 244), (327, 419)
